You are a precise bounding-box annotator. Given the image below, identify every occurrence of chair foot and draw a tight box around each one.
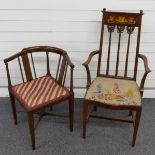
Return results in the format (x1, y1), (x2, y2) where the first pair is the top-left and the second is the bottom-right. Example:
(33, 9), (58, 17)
(27, 112), (35, 150)
(132, 108), (142, 146)
(69, 95), (74, 132)
(10, 93), (18, 125)
(83, 101), (88, 139)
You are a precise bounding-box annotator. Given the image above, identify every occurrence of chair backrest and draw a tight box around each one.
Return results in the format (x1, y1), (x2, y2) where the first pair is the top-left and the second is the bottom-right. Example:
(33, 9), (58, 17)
(4, 46), (69, 86)
(97, 8), (143, 80)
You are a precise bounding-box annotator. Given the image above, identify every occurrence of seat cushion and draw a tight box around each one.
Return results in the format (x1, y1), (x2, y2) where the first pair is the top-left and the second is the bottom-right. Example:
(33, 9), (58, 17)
(85, 77), (141, 107)
(11, 76), (70, 111)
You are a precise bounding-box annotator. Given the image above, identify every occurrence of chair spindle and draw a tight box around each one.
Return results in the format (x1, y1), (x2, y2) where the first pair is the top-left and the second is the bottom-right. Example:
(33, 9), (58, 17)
(124, 26), (134, 77)
(18, 57), (24, 82)
(106, 25), (115, 75)
(46, 52), (51, 76)
(62, 61), (68, 86)
(56, 55), (62, 80)
(115, 26), (124, 76)
(30, 53), (37, 78)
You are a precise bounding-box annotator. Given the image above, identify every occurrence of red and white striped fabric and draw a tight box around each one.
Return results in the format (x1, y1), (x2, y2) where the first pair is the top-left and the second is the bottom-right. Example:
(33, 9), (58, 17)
(11, 76), (70, 111)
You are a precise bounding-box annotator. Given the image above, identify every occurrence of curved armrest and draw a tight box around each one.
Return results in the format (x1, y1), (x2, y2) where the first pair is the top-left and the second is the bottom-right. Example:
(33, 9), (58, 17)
(66, 54), (75, 68)
(138, 54), (151, 94)
(82, 50), (99, 67)
(4, 51), (22, 63)
(82, 50), (99, 88)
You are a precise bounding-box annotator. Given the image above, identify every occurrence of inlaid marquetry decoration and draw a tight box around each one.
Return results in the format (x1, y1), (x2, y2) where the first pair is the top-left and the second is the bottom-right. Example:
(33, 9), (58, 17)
(106, 15), (137, 25)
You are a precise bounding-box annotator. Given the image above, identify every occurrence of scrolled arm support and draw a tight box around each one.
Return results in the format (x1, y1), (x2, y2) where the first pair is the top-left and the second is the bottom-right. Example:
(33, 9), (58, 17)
(82, 50), (99, 88)
(138, 54), (151, 94)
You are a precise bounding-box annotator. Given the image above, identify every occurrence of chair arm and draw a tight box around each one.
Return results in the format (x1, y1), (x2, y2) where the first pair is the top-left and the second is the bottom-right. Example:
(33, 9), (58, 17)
(4, 51), (22, 63)
(138, 54), (151, 94)
(82, 50), (99, 66)
(66, 54), (75, 68)
(82, 50), (99, 88)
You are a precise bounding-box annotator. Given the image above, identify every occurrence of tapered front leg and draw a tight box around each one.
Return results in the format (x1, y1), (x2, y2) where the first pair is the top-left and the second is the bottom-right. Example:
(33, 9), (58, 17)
(83, 101), (88, 139)
(27, 112), (35, 150)
(9, 93), (17, 125)
(132, 107), (142, 146)
(50, 106), (53, 111)
(69, 94), (74, 132)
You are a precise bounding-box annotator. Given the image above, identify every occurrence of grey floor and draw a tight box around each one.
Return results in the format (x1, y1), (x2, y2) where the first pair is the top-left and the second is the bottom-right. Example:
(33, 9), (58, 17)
(0, 98), (155, 155)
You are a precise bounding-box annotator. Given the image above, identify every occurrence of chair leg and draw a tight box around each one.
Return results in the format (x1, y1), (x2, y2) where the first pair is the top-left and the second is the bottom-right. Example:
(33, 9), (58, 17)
(83, 101), (88, 139)
(69, 95), (74, 132)
(50, 106), (53, 111)
(93, 106), (97, 111)
(129, 110), (132, 116)
(9, 93), (17, 125)
(27, 112), (35, 150)
(132, 108), (142, 147)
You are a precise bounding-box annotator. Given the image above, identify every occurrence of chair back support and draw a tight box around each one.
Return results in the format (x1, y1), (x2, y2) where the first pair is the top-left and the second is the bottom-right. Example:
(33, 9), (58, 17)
(4, 46), (69, 87)
(97, 8), (143, 80)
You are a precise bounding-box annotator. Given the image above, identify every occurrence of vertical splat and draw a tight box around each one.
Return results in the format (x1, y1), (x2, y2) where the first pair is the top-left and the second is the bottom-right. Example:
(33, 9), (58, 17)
(58, 54), (67, 85)
(21, 53), (33, 81)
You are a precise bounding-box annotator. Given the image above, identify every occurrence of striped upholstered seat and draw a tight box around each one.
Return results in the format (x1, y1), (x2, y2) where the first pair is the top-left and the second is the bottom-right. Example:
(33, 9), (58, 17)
(11, 76), (70, 111)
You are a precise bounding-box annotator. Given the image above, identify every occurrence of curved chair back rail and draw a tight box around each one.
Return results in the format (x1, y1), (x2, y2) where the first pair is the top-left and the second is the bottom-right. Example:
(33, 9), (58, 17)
(4, 46), (74, 92)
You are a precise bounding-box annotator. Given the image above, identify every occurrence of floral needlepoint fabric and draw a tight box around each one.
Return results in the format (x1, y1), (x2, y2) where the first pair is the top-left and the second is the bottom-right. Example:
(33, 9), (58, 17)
(85, 77), (141, 106)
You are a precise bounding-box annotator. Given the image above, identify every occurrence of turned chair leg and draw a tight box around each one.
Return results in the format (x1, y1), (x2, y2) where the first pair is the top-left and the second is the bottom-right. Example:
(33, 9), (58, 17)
(27, 112), (35, 150)
(10, 93), (17, 125)
(83, 101), (88, 139)
(69, 95), (74, 132)
(93, 106), (97, 111)
(132, 108), (142, 147)
(129, 110), (132, 116)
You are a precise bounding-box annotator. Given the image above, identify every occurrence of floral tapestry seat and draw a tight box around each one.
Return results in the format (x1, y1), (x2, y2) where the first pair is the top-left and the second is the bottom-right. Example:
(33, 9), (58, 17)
(85, 77), (141, 107)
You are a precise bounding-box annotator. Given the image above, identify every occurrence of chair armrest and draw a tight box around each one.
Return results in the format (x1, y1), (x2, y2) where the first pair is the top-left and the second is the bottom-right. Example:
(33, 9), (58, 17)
(4, 51), (23, 88)
(82, 50), (99, 88)
(138, 54), (151, 94)
(66, 54), (75, 68)
(82, 50), (99, 67)
(4, 51), (22, 63)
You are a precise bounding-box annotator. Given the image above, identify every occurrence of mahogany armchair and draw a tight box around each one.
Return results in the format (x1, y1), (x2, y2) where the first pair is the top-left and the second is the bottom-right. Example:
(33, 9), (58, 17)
(82, 9), (151, 146)
(4, 46), (74, 150)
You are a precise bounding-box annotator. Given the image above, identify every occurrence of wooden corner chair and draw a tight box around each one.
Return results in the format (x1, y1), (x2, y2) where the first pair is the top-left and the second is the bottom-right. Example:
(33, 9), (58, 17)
(4, 46), (74, 150)
(82, 8), (151, 146)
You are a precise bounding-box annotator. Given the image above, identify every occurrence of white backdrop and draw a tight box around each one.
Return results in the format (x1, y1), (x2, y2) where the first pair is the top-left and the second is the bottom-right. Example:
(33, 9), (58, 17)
(0, 0), (155, 97)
